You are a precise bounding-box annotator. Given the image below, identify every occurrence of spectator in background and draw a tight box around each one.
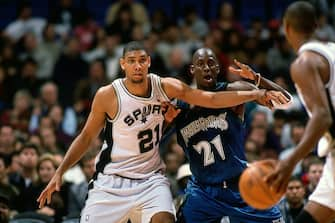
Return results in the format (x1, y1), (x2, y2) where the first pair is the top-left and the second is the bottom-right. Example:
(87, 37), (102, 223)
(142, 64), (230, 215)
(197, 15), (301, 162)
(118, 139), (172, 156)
(149, 9), (170, 33)
(19, 154), (69, 222)
(0, 44), (20, 107)
(210, 2), (244, 34)
(164, 151), (182, 198)
(105, 0), (149, 27)
(0, 193), (11, 223)
(304, 157), (324, 198)
(7, 151), (22, 178)
(266, 35), (295, 74)
(14, 58), (43, 98)
(74, 10), (99, 52)
(34, 23), (62, 81)
(0, 153), (19, 212)
(247, 17), (270, 42)
(48, 105), (74, 147)
(74, 59), (109, 126)
(48, 0), (81, 37)
(29, 82), (77, 137)
(165, 47), (189, 78)
(52, 37), (88, 106)
(82, 28), (108, 63)
(0, 90), (32, 133)
(315, 14), (335, 41)
(10, 143), (39, 213)
(143, 31), (167, 75)
(0, 125), (17, 156)
(67, 150), (96, 217)
(16, 32), (38, 62)
(179, 5), (209, 39)
(39, 126), (64, 155)
(4, 1), (46, 42)
(279, 121), (306, 176)
(156, 22), (189, 68)
(106, 3), (137, 44)
(74, 59), (108, 109)
(279, 176), (306, 223)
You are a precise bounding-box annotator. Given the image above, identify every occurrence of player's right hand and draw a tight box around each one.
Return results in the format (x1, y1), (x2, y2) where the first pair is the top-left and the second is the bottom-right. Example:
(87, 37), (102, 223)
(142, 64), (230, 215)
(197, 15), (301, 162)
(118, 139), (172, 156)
(261, 90), (290, 107)
(37, 172), (62, 208)
(264, 158), (295, 194)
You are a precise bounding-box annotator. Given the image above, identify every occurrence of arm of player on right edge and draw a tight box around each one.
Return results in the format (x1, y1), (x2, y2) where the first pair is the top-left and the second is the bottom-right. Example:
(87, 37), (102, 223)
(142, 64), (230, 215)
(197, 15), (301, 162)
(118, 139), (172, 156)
(37, 87), (110, 208)
(161, 77), (287, 108)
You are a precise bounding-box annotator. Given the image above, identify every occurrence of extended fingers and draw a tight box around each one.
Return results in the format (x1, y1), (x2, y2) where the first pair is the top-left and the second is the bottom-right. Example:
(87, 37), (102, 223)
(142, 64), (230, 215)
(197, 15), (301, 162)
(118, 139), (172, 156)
(228, 66), (241, 75)
(37, 190), (47, 208)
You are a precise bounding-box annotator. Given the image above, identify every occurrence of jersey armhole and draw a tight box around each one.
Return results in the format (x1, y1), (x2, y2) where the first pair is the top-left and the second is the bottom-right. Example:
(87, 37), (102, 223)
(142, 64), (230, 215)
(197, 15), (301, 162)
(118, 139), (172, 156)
(107, 82), (121, 122)
(153, 74), (170, 101)
(300, 46), (334, 88)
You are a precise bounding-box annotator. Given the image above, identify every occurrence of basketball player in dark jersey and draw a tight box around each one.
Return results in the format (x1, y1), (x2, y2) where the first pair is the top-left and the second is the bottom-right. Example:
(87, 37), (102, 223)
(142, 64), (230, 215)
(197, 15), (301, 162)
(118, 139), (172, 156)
(166, 47), (290, 223)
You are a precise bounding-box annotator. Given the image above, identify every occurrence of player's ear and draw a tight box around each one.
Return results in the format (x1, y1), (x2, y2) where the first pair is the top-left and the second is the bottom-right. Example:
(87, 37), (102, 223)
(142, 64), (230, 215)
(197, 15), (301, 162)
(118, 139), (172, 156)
(189, 64), (195, 78)
(189, 64), (195, 75)
(147, 56), (151, 68)
(120, 58), (125, 70)
(215, 64), (220, 74)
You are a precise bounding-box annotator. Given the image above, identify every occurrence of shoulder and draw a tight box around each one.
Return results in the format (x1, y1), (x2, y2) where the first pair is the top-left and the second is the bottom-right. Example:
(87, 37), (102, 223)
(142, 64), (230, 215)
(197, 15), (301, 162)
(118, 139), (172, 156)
(160, 77), (187, 99)
(92, 84), (117, 110)
(96, 84), (117, 98)
(294, 49), (328, 69)
(291, 52), (321, 77)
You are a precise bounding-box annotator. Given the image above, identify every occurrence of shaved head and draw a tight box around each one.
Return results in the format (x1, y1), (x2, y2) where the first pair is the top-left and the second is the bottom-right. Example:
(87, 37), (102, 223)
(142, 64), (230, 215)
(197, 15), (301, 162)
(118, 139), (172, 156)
(192, 48), (217, 63)
(284, 1), (317, 34)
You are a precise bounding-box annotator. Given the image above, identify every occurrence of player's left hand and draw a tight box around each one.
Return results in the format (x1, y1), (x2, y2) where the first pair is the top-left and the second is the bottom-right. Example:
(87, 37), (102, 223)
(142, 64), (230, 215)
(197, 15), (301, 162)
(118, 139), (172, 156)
(161, 101), (181, 124)
(229, 59), (258, 81)
(264, 158), (295, 194)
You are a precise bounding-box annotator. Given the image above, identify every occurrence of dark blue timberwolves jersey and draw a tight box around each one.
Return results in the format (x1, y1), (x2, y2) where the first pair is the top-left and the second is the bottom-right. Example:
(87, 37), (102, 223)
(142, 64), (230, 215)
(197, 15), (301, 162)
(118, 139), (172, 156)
(176, 82), (248, 185)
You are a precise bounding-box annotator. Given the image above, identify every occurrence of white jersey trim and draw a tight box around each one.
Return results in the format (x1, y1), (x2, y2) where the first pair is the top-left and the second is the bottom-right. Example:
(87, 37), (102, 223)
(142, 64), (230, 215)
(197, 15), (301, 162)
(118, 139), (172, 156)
(107, 83), (121, 122)
(298, 41), (335, 89)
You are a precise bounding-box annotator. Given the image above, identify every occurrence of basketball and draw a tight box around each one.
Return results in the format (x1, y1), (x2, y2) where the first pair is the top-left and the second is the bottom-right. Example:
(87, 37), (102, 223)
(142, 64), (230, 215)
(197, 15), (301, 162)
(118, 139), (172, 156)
(239, 160), (284, 210)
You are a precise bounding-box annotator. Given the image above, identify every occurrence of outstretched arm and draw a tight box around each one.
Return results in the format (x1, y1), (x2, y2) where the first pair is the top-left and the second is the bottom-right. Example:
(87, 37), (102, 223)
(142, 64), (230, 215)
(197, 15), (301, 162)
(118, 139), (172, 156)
(37, 86), (113, 208)
(226, 80), (274, 109)
(161, 77), (288, 109)
(229, 59), (292, 101)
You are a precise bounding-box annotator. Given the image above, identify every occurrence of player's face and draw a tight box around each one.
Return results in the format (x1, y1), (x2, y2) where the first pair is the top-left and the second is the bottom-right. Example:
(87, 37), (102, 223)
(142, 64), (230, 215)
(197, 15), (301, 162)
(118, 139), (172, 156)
(191, 50), (220, 90)
(120, 50), (151, 84)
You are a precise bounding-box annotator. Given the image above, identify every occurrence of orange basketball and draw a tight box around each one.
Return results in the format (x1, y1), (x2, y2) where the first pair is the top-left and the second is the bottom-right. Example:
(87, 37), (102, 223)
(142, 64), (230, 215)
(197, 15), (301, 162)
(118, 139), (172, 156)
(239, 160), (284, 210)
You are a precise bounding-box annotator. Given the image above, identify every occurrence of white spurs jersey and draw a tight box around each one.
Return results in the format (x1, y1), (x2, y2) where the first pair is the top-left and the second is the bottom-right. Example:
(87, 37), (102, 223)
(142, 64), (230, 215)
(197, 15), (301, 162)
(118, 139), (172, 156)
(95, 73), (170, 179)
(297, 41), (335, 117)
(298, 41), (335, 156)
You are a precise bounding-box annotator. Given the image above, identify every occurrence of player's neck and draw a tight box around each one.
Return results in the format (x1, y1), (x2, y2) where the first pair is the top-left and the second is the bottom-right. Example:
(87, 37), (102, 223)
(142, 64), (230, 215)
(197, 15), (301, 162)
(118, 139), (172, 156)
(293, 36), (313, 52)
(123, 78), (151, 97)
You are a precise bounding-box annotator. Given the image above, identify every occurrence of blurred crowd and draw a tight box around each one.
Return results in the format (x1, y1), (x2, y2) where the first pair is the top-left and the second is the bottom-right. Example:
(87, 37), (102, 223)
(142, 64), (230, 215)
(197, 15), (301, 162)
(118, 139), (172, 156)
(0, 0), (334, 222)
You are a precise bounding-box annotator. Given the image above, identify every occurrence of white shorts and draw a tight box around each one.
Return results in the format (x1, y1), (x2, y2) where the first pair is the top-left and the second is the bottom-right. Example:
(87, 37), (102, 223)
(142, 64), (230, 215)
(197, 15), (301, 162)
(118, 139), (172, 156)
(80, 172), (176, 223)
(309, 152), (335, 210)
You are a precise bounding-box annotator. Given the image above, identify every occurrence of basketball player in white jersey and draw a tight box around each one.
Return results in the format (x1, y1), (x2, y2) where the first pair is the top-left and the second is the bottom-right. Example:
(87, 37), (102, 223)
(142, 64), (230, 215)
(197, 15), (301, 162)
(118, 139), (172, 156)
(262, 2), (335, 223)
(37, 41), (288, 223)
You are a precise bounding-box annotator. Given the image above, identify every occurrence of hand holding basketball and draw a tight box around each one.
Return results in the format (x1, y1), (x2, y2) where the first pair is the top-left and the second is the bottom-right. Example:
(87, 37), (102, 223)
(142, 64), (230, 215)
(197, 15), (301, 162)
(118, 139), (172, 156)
(239, 160), (285, 210)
